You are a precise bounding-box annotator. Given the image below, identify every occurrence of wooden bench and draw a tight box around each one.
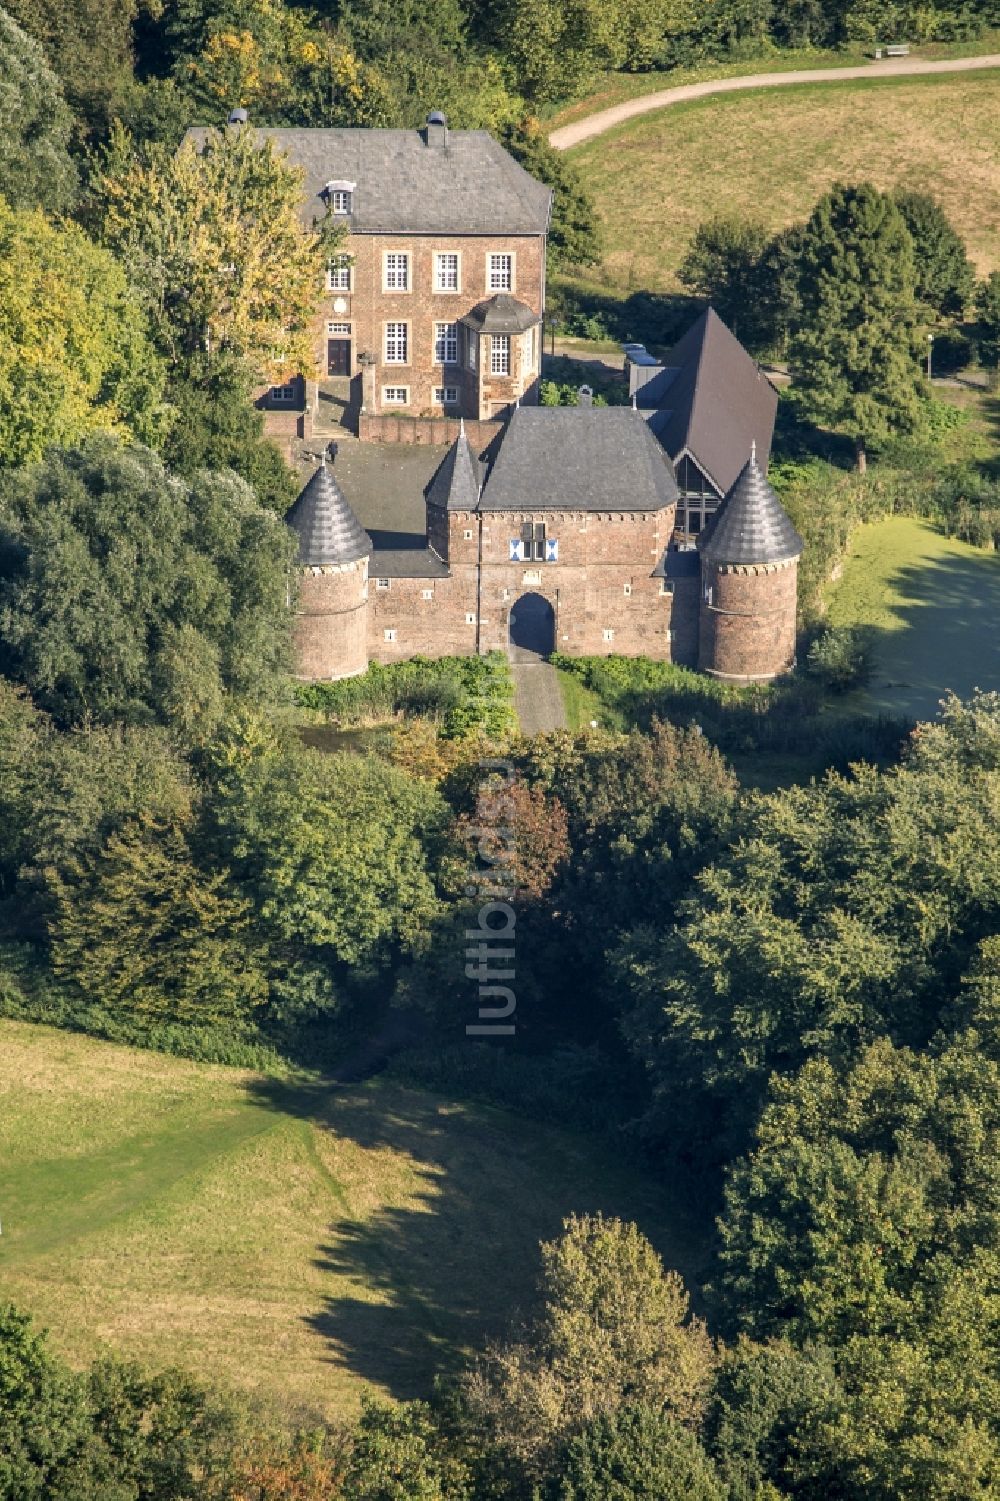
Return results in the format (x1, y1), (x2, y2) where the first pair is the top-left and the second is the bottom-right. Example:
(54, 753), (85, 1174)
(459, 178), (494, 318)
(874, 42), (911, 57)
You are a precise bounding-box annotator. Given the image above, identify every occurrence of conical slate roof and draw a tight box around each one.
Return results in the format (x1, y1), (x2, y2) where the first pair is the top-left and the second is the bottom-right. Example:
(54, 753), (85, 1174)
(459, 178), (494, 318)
(698, 448), (803, 566)
(286, 459), (372, 566)
(425, 425), (482, 511)
(459, 293), (541, 334)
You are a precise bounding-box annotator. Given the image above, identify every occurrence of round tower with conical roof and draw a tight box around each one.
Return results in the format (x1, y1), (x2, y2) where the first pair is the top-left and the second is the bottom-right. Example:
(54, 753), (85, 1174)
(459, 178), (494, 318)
(286, 457), (373, 680)
(696, 445), (803, 682)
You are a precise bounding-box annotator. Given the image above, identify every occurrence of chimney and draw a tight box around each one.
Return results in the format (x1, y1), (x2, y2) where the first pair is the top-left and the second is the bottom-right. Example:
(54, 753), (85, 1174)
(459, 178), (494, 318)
(227, 108), (248, 127)
(578, 384), (594, 407)
(424, 111), (448, 147)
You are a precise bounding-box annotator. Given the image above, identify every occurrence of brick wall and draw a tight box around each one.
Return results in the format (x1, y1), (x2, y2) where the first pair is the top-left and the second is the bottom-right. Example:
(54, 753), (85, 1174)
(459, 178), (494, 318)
(362, 506), (684, 667)
(368, 572), (479, 661)
(311, 230), (546, 423)
(698, 560), (798, 681)
(358, 414), (504, 448)
(295, 561), (369, 680)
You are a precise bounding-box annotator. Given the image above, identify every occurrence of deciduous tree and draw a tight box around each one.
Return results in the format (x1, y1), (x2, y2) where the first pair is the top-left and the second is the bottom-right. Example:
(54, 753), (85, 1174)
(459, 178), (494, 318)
(0, 9), (78, 214)
(48, 813), (269, 1025)
(0, 202), (165, 467)
(0, 438), (295, 725)
(95, 121), (340, 380)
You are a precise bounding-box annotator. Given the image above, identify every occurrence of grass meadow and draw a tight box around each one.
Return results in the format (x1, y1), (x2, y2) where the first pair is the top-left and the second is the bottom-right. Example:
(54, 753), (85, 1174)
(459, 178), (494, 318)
(546, 33), (1000, 128)
(0, 1020), (698, 1420)
(825, 516), (1000, 720)
(566, 72), (1000, 293)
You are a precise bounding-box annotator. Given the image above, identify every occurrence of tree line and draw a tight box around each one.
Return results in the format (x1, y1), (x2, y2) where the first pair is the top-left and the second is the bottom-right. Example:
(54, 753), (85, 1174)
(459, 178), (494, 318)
(680, 180), (1000, 467)
(6, 0), (1000, 152)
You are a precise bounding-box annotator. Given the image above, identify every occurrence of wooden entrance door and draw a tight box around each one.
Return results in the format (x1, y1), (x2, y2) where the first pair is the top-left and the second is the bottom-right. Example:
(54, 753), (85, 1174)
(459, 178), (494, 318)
(327, 339), (351, 377)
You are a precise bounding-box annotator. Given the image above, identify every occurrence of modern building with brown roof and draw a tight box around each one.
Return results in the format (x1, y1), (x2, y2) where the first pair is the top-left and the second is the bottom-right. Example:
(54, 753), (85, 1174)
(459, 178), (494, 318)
(630, 307), (780, 539)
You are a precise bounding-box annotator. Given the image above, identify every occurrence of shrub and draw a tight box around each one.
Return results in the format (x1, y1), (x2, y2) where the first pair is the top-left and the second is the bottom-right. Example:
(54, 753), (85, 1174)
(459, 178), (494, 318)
(805, 626), (872, 693)
(295, 653), (516, 739)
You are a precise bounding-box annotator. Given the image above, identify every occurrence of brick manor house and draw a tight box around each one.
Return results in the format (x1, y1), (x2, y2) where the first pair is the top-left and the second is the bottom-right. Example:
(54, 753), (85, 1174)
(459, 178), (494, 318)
(187, 111), (551, 439)
(187, 113), (803, 682)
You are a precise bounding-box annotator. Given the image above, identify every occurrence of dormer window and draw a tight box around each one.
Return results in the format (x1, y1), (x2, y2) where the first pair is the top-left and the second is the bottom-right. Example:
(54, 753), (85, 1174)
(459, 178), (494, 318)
(323, 180), (355, 215)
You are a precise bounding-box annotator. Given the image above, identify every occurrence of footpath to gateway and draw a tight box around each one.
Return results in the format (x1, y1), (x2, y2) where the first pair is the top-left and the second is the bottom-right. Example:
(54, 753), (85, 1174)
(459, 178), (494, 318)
(549, 53), (1000, 150)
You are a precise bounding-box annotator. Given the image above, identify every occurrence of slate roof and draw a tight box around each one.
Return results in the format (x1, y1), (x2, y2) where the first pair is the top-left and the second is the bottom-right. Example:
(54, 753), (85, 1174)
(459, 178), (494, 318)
(697, 449), (803, 566)
(286, 460), (372, 565)
(183, 124), (552, 235)
(459, 294), (541, 334)
(634, 308), (779, 497)
(370, 548), (450, 578)
(478, 407), (679, 513)
(425, 426), (482, 511)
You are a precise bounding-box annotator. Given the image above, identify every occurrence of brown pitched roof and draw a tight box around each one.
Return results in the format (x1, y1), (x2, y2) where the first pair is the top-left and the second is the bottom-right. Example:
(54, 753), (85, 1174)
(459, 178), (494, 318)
(634, 308), (778, 497)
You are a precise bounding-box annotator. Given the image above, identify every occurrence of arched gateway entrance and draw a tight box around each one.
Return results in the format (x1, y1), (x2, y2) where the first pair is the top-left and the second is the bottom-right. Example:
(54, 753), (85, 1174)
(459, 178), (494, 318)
(508, 592), (555, 661)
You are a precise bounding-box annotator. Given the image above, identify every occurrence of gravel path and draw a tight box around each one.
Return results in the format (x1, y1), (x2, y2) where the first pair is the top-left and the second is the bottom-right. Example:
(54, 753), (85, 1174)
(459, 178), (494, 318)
(549, 53), (1000, 150)
(511, 662), (567, 736)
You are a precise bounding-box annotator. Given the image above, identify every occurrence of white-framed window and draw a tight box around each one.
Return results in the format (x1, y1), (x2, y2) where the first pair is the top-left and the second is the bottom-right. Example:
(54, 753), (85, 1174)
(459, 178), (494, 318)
(603, 628), (614, 642)
(433, 385), (459, 405)
(384, 628), (397, 642)
(384, 323), (408, 363)
(327, 320), (351, 335)
(384, 252), (410, 291)
(435, 252), (460, 291)
(465, 612), (476, 625)
(382, 385), (409, 405)
(624, 583), (632, 596)
(375, 577), (391, 590)
(421, 588), (433, 600)
(434, 321), (458, 365)
(490, 335), (511, 376)
(326, 258), (352, 291)
(488, 253), (513, 291)
(463, 529), (473, 540)
(330, 189), (352, 214)
(271, 383), (296, 403)
(469, 336), (477, 371)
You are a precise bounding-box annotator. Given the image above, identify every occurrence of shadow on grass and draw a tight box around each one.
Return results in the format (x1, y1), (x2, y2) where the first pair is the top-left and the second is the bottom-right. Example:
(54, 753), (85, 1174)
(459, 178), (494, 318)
(852, 548), (1000, 721)
(245, 1074), (708, 1400)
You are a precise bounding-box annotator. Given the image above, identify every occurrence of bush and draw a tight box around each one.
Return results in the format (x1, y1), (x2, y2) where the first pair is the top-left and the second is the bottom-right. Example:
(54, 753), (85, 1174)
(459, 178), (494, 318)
(295, 652), (516, 739)
(805, 626), (872, 693)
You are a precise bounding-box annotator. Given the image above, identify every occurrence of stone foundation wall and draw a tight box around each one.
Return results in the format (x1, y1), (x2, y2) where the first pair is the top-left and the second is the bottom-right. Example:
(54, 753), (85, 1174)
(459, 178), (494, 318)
(698, 560), (798, 681)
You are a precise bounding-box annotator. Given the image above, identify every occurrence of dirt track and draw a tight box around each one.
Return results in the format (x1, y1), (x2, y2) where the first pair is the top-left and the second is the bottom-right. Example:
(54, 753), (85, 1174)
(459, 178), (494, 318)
(549, 53), (1000, 150)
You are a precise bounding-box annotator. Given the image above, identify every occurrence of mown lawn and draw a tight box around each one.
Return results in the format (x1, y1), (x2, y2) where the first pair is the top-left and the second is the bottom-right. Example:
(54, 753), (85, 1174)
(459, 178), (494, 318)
(0, 1021), (698, 1421)
(568, 73), (1000, 292)
(825, 516), (1000, 720)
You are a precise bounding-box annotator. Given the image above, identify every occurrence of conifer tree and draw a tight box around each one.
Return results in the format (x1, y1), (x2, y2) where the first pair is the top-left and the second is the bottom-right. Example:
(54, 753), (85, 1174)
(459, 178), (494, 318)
(788, 181), (923, 471)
